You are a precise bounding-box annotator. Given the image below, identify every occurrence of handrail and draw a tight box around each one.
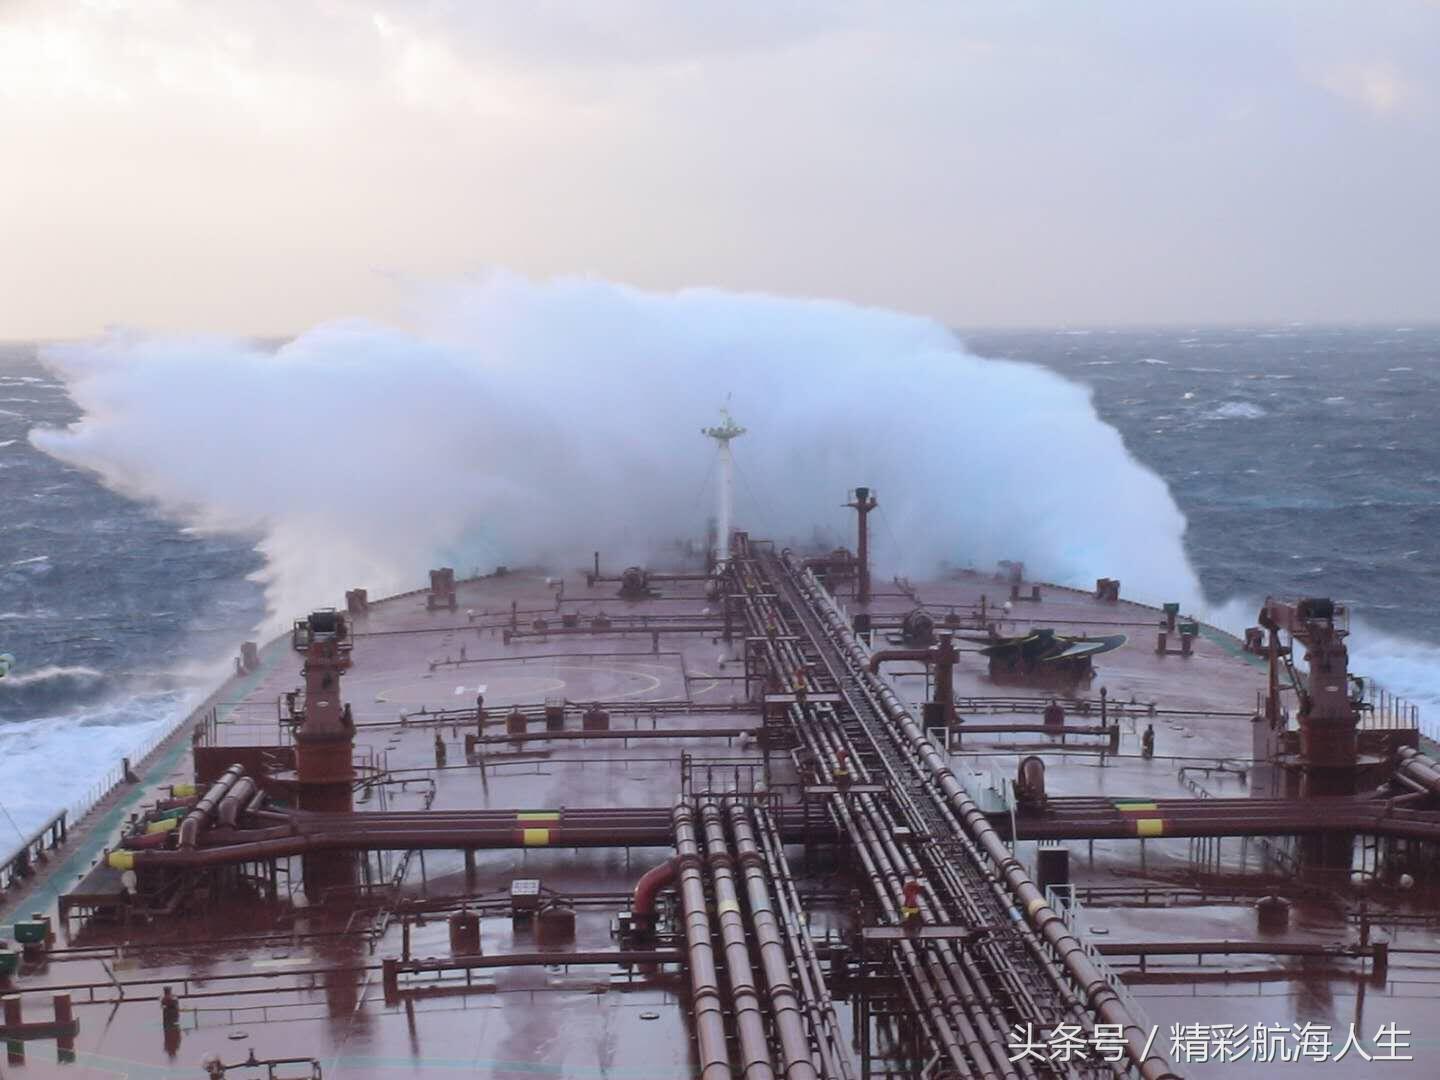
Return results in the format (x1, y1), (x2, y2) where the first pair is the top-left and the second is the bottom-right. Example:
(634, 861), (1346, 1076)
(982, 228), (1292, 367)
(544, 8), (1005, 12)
(0, 810), (67, 891)
(1, 703), (221, 886)
(952, 694), (1252, 720)
(1044, 883), (1157, 1032)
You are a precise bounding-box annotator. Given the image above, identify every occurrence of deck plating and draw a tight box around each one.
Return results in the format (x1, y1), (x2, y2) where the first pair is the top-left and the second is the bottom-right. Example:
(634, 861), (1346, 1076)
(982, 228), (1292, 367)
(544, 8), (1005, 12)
(0, 505), (1434, 1078)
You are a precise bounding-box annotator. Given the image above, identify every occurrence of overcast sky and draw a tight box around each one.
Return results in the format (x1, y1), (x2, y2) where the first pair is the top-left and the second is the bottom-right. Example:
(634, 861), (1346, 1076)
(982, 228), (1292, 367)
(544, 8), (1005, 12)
(2, 1), (1436, 338)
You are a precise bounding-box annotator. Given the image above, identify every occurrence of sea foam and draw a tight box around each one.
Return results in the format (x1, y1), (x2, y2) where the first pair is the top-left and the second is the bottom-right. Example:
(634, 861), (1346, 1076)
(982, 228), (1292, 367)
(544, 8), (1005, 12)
(33, 273), (1204, 630)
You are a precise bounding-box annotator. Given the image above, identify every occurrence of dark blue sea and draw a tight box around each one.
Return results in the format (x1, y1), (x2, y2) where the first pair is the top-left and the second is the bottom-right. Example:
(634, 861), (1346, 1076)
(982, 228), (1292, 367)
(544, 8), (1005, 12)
(966, 325), (1440, 638)
(0, 343), (264, 835)
(0, 323), (1436, 835)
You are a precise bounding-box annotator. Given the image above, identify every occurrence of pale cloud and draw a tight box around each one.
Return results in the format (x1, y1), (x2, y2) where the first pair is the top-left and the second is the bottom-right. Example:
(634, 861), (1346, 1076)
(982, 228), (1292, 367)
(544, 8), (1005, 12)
(1, 1), (1438, 337)
(372, 13), (532, 119)
(1318, 61), (1416, 116)
(0, 2), (352, 122)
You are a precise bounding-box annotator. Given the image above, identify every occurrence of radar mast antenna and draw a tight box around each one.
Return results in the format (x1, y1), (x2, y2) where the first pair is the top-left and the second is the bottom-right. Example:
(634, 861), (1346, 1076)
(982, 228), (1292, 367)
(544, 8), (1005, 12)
(702, 398), (746, 565)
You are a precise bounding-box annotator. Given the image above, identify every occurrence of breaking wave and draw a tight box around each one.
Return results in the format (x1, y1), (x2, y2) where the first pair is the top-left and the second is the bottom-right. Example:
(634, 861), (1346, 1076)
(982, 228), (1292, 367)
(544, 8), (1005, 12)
(0, 664), (101, 687)
(0, 664), (108, 719)
(1207, 401), (1267, 420)
(33, 273), (1204, 630)
(0, 690), (195, 831)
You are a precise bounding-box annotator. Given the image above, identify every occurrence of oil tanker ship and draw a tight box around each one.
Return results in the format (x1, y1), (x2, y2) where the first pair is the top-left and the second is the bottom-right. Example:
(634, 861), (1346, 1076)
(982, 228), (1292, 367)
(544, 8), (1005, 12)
(0, 443), (1435, 1079)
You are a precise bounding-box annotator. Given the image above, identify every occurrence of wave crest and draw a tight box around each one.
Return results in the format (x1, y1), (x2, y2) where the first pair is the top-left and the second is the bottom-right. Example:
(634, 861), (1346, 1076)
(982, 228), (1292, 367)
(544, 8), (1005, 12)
(1207, 401), (1268, 420)
(0, 664), (103, 688)
(33, 273), (1204, 627)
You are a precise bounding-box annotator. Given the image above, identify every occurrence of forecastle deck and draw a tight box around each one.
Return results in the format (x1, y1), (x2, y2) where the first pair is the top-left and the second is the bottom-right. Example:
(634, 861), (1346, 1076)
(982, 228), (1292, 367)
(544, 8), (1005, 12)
(0, 541), (1436, 1079)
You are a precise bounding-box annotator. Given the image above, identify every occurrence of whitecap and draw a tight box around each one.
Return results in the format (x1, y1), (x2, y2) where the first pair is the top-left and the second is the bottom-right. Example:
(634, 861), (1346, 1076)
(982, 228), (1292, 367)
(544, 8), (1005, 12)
(0, 689), (197, 833)
(1137, 357), (1169, 365)
(0, 664), (103, 687)
(1207, 401), (1267, 420)
(1388, 367), (1413, 372)
(1323, 396), (1346, 404)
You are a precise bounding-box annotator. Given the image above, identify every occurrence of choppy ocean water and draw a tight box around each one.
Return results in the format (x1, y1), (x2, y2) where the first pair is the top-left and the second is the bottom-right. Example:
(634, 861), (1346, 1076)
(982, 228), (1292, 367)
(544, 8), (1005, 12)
(966, 325), (1440, 638)
(0, 322), (1435, 839)
(967, 324), (1440, 740)
(0, 342), (264, 836)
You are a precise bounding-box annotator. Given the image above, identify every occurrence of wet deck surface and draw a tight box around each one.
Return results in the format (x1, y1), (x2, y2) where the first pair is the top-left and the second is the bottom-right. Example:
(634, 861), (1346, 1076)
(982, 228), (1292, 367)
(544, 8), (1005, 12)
(4, 564), (1439, 1077)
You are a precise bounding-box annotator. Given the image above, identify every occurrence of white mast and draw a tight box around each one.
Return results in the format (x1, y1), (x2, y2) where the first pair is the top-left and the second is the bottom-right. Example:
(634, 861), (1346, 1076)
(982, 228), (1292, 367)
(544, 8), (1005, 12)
(702, 404), (746, 565)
